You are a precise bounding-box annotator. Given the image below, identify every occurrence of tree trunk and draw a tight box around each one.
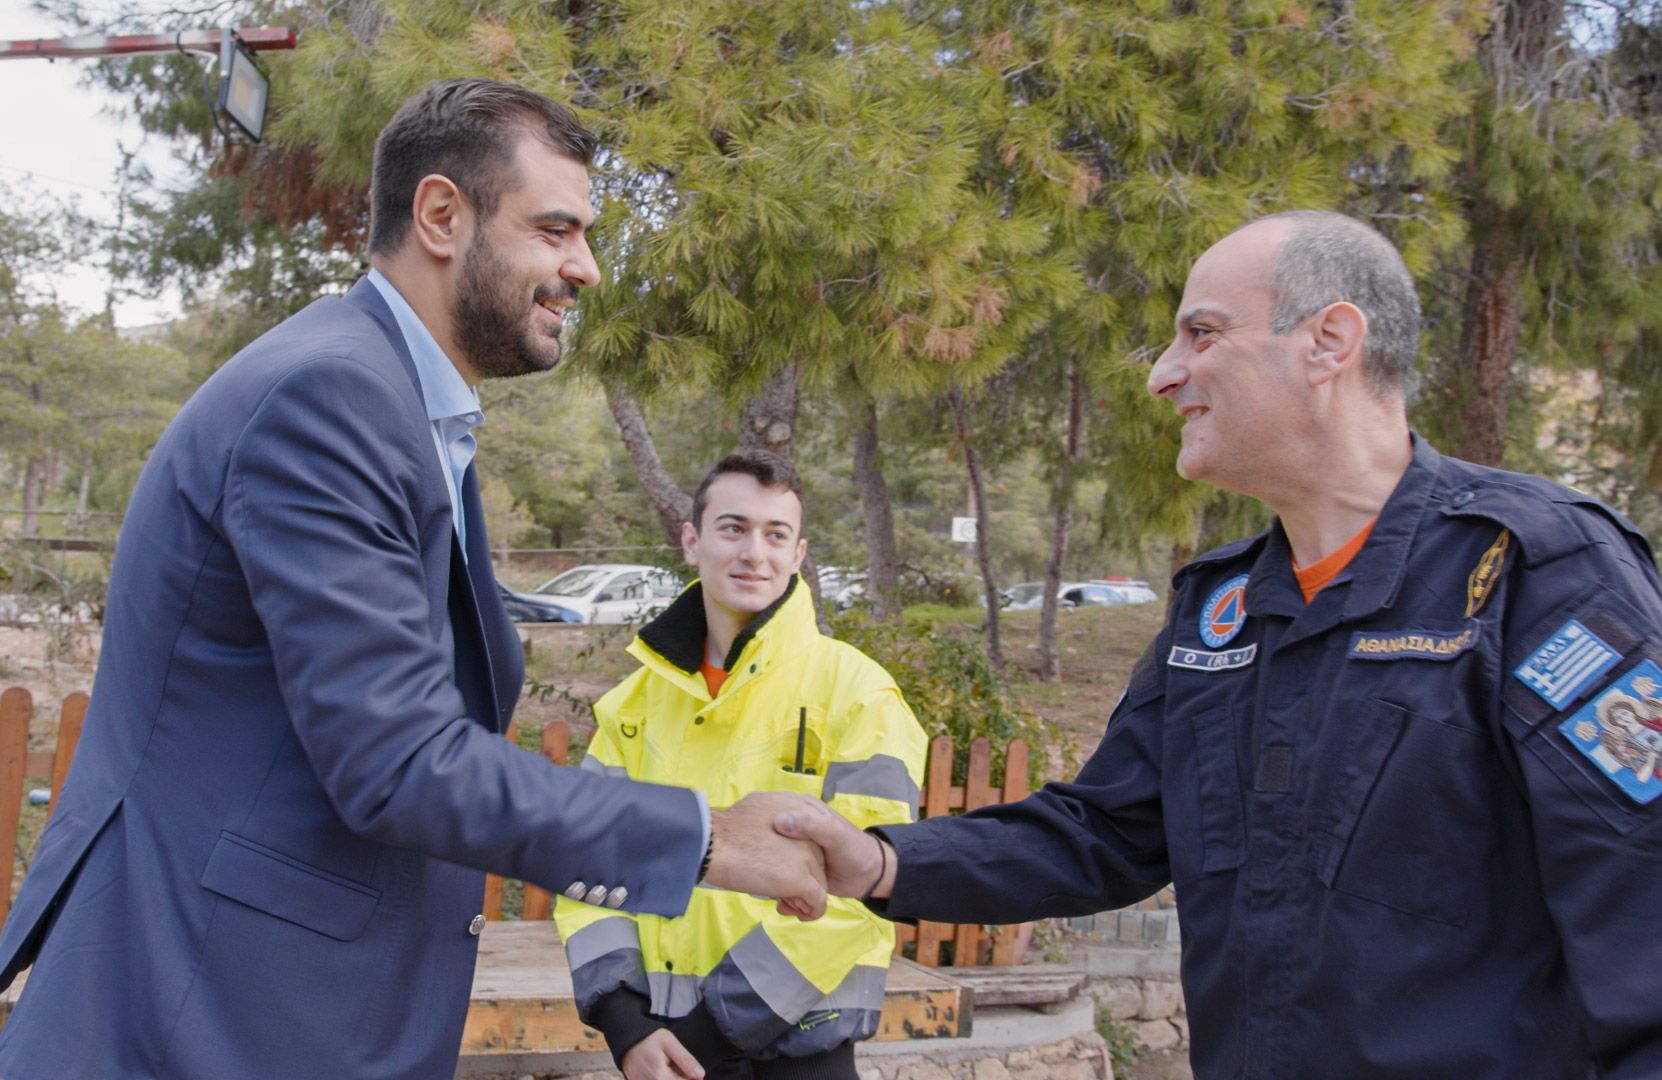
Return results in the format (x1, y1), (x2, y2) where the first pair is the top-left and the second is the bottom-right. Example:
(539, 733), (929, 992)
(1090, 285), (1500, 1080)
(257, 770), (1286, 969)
(1453, 221), (1524, 465)
(1038, 361), (1086, 681)
(1451, 0), (1566, 466)
(603, 381), (692, 547)
(949, 389), (1002, 671)
(738, 364), (828, 624)
(20, 457), (45, 538)
(851, 388), (900, 620)
(740, 364), (802, 458)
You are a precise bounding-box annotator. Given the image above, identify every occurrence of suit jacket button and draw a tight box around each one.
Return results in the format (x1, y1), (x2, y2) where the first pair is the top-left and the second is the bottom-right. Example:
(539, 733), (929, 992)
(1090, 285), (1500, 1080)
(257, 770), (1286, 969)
(584, 884), (609, 905)
(604, 886), (628, 909)
(468, 914), (485, 936)
(564, 881), (587, 900)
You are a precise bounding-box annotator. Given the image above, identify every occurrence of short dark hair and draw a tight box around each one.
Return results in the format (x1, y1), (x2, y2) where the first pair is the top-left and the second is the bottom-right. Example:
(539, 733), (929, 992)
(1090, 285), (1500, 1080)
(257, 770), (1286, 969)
(690, 450), (806, 533)
(368, 78), (598, 255)
(1243, 210), (1421, 397)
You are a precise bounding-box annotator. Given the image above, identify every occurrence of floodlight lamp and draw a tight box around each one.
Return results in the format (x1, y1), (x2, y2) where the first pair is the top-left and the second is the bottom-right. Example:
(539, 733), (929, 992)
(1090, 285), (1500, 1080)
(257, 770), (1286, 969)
(216, 31), (269, 142)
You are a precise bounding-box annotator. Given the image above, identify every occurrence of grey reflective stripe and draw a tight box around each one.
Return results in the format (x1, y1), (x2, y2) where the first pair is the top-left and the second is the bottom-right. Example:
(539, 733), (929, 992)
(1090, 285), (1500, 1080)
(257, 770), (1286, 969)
(774, 964), (888, 1054)
(821, 963), (888, 1010)
(646, 970), (704, 1019)
(702, 925), (825, 1052)
(821, 754), (920, 818)
(579, 756), (631, 779)
(563, 914), (641, 970)
(572, 949), (650, 1015)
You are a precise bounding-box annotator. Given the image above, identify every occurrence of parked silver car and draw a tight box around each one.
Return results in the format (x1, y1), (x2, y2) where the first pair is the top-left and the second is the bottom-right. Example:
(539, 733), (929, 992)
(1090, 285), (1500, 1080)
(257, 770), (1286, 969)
(531, 564), (682, 624)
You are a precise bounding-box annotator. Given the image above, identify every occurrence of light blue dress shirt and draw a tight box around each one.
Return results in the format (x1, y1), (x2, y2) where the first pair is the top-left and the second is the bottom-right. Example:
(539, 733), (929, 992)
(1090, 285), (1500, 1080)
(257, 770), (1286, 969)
(366, 269), (483, 557)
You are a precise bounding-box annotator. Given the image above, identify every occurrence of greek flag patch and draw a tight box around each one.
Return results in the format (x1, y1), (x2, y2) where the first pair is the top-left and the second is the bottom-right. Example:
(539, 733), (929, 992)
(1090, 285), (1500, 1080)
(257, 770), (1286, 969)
(1514, 619), (1621, 710)
(1168, 643), (1257, 672)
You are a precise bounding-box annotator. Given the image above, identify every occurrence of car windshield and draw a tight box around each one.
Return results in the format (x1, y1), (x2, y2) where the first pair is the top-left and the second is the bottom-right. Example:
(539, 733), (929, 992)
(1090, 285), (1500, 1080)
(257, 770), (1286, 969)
(535, 567), (611, 598)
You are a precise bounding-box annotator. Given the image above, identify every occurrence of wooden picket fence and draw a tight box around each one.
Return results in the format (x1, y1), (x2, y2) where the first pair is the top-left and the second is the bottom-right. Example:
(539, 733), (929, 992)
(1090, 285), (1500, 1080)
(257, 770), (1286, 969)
(0, 689), (88, 927)
(892, 734), (1031, 967)
(486, 723), (1031, 968)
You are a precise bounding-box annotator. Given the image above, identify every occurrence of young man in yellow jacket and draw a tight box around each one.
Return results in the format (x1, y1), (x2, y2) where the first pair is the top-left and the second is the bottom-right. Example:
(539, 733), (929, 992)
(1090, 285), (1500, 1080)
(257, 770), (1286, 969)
(555, 450), (927, 1080)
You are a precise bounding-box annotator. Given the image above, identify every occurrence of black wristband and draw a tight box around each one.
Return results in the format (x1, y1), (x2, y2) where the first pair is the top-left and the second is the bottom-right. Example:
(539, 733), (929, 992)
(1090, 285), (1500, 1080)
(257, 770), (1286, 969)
(697, 833), (714, 883)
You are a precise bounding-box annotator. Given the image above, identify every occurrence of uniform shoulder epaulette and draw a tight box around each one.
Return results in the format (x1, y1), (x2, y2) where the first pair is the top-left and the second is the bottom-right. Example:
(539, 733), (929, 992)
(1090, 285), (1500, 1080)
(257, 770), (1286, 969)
(1434, 461), (1654, 569)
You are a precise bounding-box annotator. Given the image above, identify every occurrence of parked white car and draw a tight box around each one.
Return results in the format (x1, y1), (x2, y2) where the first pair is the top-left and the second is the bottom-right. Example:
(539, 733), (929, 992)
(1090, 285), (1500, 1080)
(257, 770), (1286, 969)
(1087, 579), (1160, 604)
(1002, 578), (1159, 610)
(530, 564), (682, 625)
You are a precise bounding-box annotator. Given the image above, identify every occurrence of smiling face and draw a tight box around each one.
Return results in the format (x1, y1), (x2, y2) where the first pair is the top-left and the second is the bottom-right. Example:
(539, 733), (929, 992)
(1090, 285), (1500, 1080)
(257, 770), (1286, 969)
(1146, 221), (1310, 493)
(451, 133), (600, 380)
(683, 472), (807, 624)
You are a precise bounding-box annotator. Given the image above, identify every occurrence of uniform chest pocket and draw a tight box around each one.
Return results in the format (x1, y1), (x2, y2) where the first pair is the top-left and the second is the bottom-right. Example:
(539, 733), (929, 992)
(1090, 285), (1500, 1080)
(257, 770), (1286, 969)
(1310, 700), (1502, 927)
(1165, 705), (1246, 882)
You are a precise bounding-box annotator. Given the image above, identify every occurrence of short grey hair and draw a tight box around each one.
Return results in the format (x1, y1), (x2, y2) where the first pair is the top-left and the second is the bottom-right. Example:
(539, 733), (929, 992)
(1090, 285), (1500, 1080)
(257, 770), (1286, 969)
(1244, 210), (1420, 396)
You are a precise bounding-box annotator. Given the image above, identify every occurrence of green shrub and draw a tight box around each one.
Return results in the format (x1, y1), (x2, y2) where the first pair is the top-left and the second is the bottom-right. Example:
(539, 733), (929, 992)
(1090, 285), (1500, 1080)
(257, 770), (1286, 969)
(829, 609), (1047, 790)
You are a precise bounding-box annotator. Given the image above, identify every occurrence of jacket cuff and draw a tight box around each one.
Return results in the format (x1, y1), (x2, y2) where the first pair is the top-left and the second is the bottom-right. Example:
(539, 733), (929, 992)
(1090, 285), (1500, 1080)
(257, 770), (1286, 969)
(588, 988), (666, 1067)
(669, 1001), (747, 1067)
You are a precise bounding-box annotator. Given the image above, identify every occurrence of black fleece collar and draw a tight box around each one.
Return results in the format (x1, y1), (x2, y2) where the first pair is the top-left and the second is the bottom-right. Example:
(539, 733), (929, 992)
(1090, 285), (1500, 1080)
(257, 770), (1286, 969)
(636, 574), (801, 675)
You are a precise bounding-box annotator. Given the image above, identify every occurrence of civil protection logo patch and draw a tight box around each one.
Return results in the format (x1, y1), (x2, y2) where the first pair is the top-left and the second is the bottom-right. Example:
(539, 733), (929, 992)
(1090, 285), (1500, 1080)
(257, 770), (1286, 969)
(1199, 574), (1249, 648)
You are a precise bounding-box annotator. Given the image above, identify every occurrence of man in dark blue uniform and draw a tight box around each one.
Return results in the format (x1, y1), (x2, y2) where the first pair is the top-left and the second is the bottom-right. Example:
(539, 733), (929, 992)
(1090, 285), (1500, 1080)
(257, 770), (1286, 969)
(781, 211), (1662, 1078)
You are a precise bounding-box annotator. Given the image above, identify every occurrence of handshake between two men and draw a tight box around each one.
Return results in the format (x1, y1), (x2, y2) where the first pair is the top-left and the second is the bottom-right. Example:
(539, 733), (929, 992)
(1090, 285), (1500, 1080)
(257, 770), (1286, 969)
(704, 791), (895, 920)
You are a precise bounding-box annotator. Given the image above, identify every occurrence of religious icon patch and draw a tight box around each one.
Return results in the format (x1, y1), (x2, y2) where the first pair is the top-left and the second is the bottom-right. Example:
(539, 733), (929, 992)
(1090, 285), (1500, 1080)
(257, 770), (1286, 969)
(1514, 619), (1621, 711)
(1199, 574), (1249, 648)
(1556, 658), (1662, 805)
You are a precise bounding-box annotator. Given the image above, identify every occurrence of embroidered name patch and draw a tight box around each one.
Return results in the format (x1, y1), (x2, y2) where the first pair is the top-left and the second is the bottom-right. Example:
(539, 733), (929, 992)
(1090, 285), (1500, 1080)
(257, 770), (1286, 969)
(1349, 626), (1478, 662)
(1556, 658), (1662, 804)
(1514, 619), (1621, 710)
(1168, 643), (1258, 672)
(1200, 574), (1249, 648)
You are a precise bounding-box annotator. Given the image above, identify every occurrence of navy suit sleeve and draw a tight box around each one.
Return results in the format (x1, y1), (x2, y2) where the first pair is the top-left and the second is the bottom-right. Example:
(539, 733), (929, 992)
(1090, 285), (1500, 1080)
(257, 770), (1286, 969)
(220, 355), (702, 916)
(877, 633), (1172, 925)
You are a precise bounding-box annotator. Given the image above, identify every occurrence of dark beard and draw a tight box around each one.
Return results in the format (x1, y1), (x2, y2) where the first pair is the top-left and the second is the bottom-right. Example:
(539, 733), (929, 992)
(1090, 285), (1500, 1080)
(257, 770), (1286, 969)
(451, 231), (570, 380)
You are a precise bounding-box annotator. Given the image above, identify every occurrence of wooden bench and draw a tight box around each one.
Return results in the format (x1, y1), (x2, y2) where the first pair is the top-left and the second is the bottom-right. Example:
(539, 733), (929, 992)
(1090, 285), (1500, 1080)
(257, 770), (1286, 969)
(464, 921), (968, 1053)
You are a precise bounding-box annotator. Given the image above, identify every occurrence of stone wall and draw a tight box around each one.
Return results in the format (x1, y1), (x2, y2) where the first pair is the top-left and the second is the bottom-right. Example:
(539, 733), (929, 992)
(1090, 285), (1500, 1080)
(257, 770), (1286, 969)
(1068, 887), (1188, 1055)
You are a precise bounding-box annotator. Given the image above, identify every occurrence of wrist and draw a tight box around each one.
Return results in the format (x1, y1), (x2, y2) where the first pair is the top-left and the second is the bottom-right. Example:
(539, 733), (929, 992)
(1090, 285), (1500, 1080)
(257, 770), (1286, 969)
(861, 832), (887, 900)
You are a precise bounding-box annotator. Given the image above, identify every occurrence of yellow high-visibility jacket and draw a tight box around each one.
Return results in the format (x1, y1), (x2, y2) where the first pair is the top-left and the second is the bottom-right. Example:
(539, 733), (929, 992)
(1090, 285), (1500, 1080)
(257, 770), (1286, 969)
(554, 574), (926, 1059)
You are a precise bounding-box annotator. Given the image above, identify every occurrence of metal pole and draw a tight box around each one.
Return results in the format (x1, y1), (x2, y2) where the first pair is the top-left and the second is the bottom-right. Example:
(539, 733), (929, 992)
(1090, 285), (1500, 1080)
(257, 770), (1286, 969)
(0, 27), (295, 61)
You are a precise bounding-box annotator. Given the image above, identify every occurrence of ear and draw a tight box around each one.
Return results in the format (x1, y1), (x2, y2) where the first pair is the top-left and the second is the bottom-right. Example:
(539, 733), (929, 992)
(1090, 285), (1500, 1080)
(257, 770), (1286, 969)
(790, 538), (808, 574)
(681, 521), (700, 568)
(409, 174), (470, 262)
(1305, 301), (1367, 388)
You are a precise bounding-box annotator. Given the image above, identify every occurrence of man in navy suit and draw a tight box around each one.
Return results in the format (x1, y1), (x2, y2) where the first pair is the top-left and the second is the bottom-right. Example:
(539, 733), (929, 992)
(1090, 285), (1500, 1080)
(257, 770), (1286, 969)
(0, 79), (824, 1079)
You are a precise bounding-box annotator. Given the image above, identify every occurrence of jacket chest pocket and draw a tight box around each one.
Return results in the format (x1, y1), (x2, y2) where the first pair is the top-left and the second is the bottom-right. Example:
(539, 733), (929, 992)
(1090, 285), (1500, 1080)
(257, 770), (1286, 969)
(1164, 704), (1247, 882)
(770, 705), (828, 778)
(1308, 699), (1502, 926)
